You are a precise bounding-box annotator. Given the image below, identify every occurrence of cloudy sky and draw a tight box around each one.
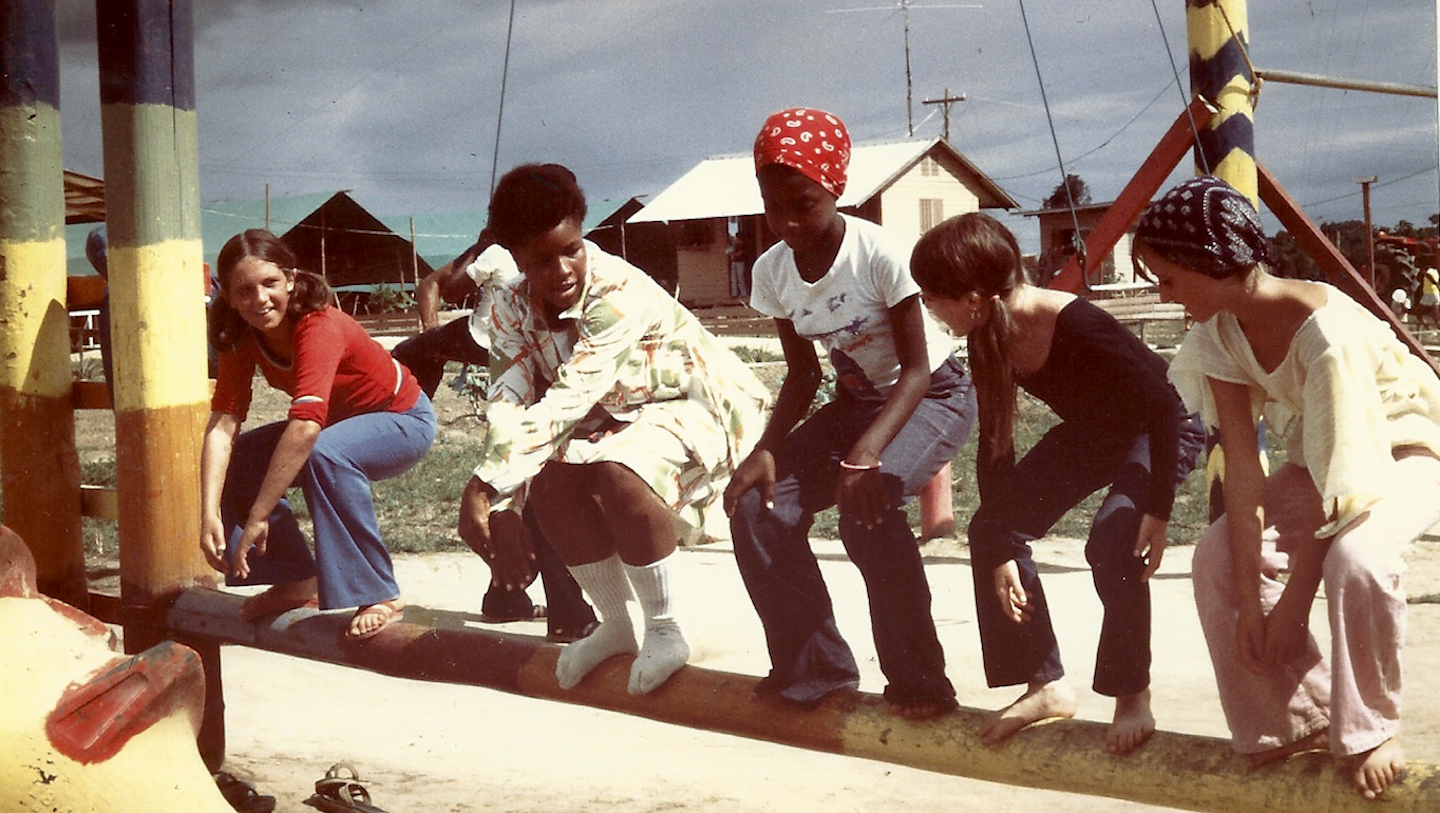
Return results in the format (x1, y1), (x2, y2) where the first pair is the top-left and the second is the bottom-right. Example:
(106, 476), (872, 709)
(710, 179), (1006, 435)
(55, 0), (1438, 252)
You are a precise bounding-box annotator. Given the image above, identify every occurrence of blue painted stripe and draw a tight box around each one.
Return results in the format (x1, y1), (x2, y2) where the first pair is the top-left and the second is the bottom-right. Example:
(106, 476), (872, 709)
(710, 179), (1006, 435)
(0, 0), (61, 109)
(97, 0), (195, 110)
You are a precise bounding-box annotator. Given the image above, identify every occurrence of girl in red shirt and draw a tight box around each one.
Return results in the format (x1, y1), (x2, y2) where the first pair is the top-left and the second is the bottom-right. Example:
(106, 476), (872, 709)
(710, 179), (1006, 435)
(200, 229), (435, 640)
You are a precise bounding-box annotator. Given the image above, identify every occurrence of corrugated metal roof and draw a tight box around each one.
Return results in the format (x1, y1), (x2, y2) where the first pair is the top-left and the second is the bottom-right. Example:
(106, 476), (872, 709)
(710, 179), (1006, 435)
(64, 170), (106, 224)
(631, 138), (1016, 223)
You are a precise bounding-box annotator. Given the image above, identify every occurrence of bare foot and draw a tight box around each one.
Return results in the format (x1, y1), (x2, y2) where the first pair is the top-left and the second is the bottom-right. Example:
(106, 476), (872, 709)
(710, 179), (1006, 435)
(979, 680), (1078, 745)
(237, 579), (318, 622)
(889, 696), (959, 721)
(1352, 737), (1405, 800)
(1106, 690), (1155, 755)
(345, 598), (405, 640)
(1248, 728), (1329, 769)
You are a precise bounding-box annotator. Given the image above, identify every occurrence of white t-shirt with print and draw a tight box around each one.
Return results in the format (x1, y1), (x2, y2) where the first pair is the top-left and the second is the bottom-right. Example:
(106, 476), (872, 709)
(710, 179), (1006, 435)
(749, 213), (953, 400)
(464, 243), (522, 349)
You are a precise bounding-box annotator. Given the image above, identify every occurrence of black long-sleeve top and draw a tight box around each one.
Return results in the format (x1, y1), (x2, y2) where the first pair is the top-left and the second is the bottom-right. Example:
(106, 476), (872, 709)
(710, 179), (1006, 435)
(997, 298), (1189, 520)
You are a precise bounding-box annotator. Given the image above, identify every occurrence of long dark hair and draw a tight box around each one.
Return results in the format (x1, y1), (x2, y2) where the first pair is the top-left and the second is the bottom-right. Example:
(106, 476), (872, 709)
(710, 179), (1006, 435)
(210, 229), (332, 352)
(911, 213), (1026, 470)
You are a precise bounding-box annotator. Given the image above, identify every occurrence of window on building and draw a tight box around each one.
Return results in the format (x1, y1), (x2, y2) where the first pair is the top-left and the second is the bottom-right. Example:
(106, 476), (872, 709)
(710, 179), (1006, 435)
(920, 157), (940, 177)
(920, 198), (944, 232)
(678, 219), (714, 250)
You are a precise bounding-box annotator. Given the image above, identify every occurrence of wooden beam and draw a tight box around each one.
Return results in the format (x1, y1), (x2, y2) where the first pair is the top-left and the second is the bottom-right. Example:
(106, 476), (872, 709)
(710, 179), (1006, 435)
(170, 588), (1439, 813)
(1257, 163), (1440, 376)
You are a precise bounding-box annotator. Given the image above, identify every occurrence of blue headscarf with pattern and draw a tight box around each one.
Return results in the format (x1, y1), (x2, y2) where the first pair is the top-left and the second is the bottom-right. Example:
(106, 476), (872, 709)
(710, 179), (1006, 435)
(1135, 176), (1268, 279)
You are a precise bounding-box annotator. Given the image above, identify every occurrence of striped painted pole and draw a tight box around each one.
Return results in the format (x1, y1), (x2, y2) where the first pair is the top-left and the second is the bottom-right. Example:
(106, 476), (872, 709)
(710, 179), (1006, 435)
(95, 1), (212, 623)
(0, 0), (88, 608)
(1187, 0), (1258, 202)
(1188, 0), (1262, 520)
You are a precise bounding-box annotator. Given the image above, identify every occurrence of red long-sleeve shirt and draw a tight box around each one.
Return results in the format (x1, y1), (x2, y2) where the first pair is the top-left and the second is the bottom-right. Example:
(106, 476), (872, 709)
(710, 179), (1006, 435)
(211, 307), (421, 426)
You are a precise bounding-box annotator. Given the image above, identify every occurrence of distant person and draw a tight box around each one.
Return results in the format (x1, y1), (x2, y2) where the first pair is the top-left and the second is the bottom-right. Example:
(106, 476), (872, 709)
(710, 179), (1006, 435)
(391, 234), (597, 641)
(910, 212), (1204, 754)
(84, 225), (115, 400)
(457, 163), (769, 694)
(1418, 265), (1440, 328)
(724, 108), (976, 720)
(1139, 176), (1440, 800)
(727, 232), (750, 300)
(201, 229), (436, 640)
(390, 235), (505, 398)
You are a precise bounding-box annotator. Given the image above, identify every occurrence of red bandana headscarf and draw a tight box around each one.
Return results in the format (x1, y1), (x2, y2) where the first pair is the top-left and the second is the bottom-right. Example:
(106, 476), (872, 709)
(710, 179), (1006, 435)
(753, 108), (851, 198)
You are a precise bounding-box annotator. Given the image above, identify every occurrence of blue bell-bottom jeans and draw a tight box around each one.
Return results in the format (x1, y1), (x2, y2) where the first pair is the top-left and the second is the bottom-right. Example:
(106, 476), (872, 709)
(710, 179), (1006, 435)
(730, 357), (976, 706)
(223, 395), (436, 609)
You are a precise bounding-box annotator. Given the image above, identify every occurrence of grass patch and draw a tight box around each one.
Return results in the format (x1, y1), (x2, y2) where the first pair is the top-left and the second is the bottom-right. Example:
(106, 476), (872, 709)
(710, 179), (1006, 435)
(729, 344), (785, 365)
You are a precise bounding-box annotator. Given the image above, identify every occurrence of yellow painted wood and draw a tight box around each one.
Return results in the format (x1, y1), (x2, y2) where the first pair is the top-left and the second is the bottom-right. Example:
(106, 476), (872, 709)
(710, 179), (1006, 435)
(0, 239), (72, 398)
(1186, 1), (1249, 63)
(170, 588), (1440, 813)
(0, 599), (231, 812)
(106, 240), (210, 410)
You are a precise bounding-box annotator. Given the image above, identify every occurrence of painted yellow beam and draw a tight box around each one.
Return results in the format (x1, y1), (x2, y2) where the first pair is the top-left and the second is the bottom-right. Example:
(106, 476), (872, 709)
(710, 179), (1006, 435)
(169, 588), (1439, 813)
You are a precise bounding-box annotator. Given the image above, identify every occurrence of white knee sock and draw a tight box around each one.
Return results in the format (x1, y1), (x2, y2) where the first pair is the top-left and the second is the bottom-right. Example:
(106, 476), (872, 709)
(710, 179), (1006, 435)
(555, 555), (638, 690)
(624, 553), (691, 694)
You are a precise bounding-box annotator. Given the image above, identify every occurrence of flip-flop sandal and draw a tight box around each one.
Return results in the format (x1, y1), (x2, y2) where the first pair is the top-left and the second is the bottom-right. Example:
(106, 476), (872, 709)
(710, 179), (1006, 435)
(547, 619), (600, 644)
(479, 602), (547, 624)
(303, 763), (390, 813)
(345, 599), (404, 641)
(214, 771), (276, 813)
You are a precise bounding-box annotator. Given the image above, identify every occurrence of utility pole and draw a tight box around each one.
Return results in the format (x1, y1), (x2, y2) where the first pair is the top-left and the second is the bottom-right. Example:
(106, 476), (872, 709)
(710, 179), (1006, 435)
(922, 88), (967, 143)
(1355, 175), (1378, 288)
(828, 2), (981, 137)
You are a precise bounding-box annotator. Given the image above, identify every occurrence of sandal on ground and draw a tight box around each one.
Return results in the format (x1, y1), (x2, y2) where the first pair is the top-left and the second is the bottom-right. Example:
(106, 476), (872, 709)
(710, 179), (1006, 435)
(479, 602), (547, 624)
(547, 619), (600, 644)
(345, 599), (404, 641)
(303, 763), (389, 813)
(214, 771), (276, 813)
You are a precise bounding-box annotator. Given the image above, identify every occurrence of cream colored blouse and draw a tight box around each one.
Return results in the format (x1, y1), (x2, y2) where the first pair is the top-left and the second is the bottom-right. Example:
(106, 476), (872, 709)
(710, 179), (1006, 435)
(1169, 284), (1440, 537)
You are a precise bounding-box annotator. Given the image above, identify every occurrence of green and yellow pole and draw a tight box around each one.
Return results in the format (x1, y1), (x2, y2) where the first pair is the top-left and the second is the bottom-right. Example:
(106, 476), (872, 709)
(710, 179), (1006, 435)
(95, 1), (220, 767)
(1187, 0), (1257, 202)
(0, 0), (88, 609)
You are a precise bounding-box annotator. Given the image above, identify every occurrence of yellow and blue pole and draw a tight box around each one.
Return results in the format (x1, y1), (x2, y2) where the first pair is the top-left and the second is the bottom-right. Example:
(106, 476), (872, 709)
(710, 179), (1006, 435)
(1187, 0), (1258, 202)
(1189, 0), (1263, 515)
(0, 0), (88, 608)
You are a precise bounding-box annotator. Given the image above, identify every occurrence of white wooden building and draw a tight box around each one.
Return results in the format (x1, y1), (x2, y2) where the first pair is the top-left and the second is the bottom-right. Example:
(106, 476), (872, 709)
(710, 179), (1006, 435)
(631, 138), (1017, 308)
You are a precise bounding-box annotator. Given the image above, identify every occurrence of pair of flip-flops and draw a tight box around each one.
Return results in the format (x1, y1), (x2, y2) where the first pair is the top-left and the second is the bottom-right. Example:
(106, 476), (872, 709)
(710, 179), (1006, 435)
(214, 771), (276, 813)
(304, 763), (391, 813)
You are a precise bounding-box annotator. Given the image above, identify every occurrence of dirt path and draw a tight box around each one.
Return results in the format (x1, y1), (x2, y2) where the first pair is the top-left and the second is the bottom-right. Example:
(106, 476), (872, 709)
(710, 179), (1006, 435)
(216, 536), (1440, 813)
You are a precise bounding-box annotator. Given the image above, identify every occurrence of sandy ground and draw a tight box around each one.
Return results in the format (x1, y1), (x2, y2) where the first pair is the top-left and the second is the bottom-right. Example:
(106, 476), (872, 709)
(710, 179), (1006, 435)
(212, 534), (1440, 813)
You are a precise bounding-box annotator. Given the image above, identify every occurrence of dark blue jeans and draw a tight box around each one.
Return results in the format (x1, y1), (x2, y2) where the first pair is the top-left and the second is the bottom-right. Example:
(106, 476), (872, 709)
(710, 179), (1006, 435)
(730, 357), (977, 705)
(968, 412), (1205, 697)
(391, 317), (488, 399)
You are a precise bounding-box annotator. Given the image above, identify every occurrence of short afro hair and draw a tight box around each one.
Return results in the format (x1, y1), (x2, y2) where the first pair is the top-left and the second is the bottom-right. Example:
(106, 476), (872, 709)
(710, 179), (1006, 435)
(486, 163), (588, 249)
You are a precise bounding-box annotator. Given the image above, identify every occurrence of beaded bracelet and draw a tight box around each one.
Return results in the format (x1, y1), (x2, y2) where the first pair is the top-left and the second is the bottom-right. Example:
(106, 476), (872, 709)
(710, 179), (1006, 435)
(838, 460), (880, 473)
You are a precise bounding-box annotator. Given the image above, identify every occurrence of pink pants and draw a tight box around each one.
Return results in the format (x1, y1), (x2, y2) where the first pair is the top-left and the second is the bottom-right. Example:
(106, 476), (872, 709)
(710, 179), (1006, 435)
(1192, 455), (1440, 756)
